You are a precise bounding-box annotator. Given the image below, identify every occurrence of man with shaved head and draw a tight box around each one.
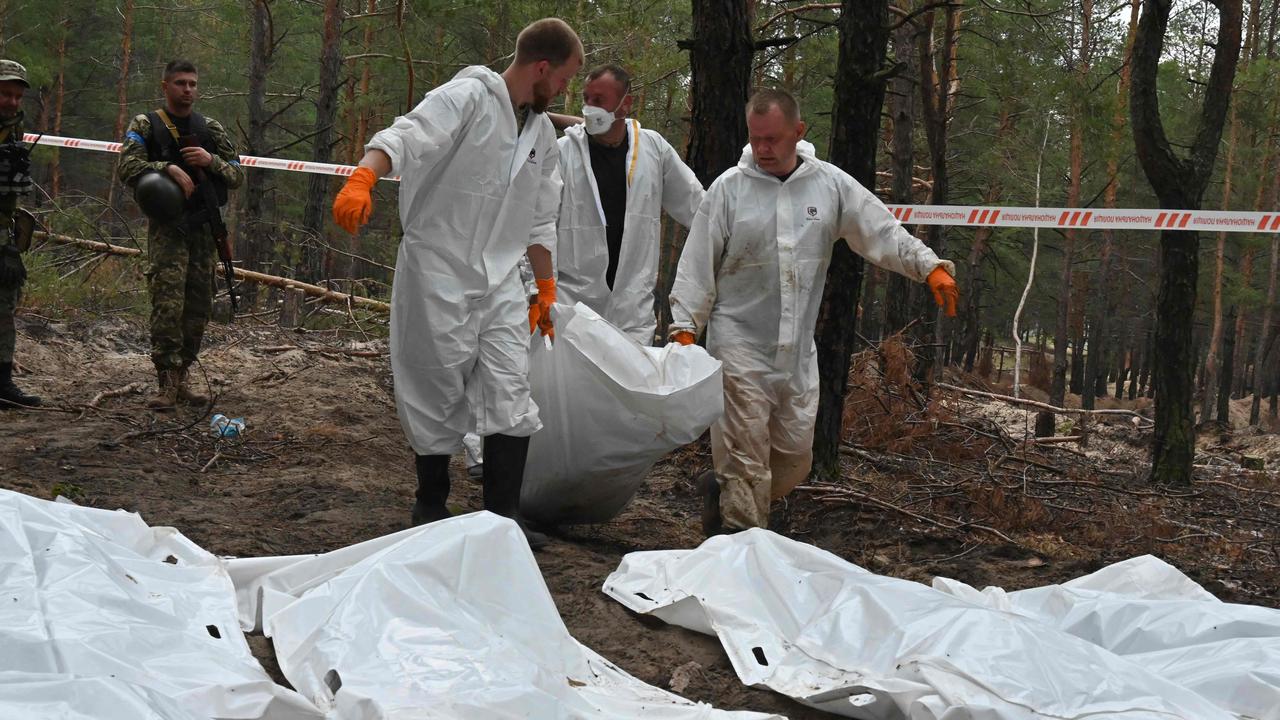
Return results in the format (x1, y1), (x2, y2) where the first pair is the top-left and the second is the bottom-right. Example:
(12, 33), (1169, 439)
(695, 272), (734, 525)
(669, 88), (960, 535)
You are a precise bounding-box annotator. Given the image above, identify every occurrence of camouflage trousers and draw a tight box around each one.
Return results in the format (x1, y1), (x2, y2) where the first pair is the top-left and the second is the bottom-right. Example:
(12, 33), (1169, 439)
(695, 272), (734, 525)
(0, 280), (16, 364)
(148, 222), (215, 371)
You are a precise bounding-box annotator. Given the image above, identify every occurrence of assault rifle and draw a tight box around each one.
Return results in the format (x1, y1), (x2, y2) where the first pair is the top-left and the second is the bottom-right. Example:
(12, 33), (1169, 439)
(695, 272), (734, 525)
(178, 134), (238, 316)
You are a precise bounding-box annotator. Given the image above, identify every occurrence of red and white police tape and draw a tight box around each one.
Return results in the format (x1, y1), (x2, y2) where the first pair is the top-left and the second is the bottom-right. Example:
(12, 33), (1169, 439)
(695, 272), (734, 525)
(28, 132), (1279, 233)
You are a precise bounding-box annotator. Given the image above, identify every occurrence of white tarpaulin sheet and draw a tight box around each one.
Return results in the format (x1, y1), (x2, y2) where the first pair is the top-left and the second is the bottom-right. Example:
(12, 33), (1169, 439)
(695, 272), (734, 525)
(521, 302), (723, 526)
(227, 511), (779, 720)
(0, 488), (321, 720)
(932, 555), (1280, 720)
(604, 529), (1263, 719)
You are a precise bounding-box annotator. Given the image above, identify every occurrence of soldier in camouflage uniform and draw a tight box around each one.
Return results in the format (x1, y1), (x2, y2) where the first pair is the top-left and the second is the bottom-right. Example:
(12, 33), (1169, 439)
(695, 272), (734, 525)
(0, 59), (40, 408)
(117, 59), (243, 410)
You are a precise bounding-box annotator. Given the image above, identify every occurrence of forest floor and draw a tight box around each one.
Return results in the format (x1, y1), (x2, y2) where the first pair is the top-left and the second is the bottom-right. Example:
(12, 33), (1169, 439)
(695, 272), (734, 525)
(2, 309), (1279, 718)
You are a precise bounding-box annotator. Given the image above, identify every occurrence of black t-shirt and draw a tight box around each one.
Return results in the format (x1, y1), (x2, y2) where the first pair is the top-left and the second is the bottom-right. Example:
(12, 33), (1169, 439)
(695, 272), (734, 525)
(774, 155), (803, 183)
(171, 113), (192, 137)
(588, 134), (629, 290)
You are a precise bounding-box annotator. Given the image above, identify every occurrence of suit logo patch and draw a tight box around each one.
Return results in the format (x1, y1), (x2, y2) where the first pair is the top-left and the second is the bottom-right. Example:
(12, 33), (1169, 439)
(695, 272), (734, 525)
(527, 149), (537, 163)
(806, 206), (819, 220)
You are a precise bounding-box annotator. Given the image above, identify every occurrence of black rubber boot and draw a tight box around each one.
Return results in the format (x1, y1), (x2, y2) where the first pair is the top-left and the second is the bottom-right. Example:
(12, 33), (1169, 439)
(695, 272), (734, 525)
(410, 454), (452, 526)
(482, 433), (548, 550)
(0, 362), (40, 408)
(697, 470), (724, 537)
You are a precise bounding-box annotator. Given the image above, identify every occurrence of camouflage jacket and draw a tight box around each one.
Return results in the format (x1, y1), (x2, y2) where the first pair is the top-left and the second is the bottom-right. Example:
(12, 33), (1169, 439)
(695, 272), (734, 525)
(0, 113), (23, 221)
(117, 111), (243, 190)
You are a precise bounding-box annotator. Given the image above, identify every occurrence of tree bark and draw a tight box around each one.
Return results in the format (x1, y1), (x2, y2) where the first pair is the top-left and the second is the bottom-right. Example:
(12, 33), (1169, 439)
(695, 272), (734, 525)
(1218, 305), (1237, 424)
(1201, 0), (1263, 421)
(395, 0), (416, 111)
(243, 0), (274, 295)
(1129, 0), (1242, 484)
(50, 15), (68, 199)
(811, 0), (891, 481)
(884, 0), (919, 336)
(301, 0), (345, 281)
(106, 0), (136, 216)
(860, 266), (882, 344)
(914, 2), (961, 383)
(354, 0), (375, 163)
(961, 106), (1011, 373)
(1250, 232), (1279, 424)
(1233, 248), (1256, 397)
(1084, 0), (1139, 413)
(1131, 0), (1239, 481)
(684, 0), (753, 187)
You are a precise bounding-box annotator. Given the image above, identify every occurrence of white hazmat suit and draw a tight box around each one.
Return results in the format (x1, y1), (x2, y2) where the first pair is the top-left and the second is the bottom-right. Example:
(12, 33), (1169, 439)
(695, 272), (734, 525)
(370, 66), (561, 456)
(554, 120), (704, 344)
(669, 142), (954, 530)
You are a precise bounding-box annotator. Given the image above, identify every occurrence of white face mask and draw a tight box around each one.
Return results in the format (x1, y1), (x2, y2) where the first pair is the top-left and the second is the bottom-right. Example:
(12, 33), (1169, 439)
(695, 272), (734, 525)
(582, 97), (625, 136)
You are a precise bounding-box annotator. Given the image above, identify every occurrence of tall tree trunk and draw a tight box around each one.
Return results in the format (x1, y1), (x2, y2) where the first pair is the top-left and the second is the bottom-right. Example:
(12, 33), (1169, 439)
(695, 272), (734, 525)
(885, 1), (919, 336)
(860, 266), (883, 343)
(1086, 0), (1140, 412)
(961, 106), (1011, 373)
(50, 15), (68, 199)
(354, 0), (375, 162)
(811, 0), (891, 481)
(1130, 0), (1243, 484)
(1044, 0), (1092, 434)
(1113, 321), (1130, 399)
(396, 0), (416, 110)
(243, 0), (274, 290)
(1200, 107), (1236, 422)
(1202, 0), (1261, 421)
(914, 3), (961, 383)
(301, 0), (344, 281)
(960, 223), (994, 372)
(1233, 248), (1256, 397)
(1250, 231), (1279, 424)
(1218, 305), (1238, 424)
(683, 0), (753, 187)
(106, 0), (136, 215)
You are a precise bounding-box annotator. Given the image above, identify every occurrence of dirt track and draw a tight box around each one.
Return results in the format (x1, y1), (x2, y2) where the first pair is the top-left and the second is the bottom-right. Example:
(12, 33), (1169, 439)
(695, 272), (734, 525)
(3, 313), (1277, 717)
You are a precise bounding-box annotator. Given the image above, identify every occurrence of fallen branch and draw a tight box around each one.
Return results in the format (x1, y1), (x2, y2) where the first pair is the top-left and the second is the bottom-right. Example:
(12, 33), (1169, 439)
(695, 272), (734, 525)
(938, 383), (1152, 422)
(234, 268), (390, 313)
(34, 232), (391, 313)
(35, 231), (142, 256)
(795, 483), (1019, 545)
(257, 343), (386, 358)
(78, 381), (149, 419)
(200, 451), (222, 473)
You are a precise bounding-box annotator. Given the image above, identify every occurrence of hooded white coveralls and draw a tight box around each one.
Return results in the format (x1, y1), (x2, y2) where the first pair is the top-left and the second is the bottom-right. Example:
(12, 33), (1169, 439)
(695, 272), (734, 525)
(554, 121), (705, 344)
(669, 142), (954, 529)
(370, 66), (561, 456)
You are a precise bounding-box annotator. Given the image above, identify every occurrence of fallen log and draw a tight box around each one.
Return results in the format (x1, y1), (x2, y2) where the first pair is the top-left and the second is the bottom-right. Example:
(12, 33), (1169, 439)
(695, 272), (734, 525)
(32, 231), (390, 313)
(937, 382), (1151, 423)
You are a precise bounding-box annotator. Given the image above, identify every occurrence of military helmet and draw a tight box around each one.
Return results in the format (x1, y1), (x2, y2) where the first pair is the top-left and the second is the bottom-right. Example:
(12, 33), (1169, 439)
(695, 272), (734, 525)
(133, 171), (184, 223)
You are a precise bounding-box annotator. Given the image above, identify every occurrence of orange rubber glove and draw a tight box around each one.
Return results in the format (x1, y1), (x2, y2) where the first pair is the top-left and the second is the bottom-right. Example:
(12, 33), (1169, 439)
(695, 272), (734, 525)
(927, 266), (959, 318)
(672, 330), (696, 346)
(528, 277), (556, 339)
(332, 166), (377, 234)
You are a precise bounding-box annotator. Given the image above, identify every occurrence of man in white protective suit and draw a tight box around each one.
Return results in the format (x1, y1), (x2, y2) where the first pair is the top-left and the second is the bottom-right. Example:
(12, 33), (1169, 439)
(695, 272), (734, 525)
(331, 18), (583, 548)
(669, 88), (959, 535)
(553, 64), (705, 344)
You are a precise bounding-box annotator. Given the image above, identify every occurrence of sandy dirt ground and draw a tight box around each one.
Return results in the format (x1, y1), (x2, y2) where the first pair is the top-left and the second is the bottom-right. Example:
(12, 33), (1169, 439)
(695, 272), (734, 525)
(3, 313), (1277, 718)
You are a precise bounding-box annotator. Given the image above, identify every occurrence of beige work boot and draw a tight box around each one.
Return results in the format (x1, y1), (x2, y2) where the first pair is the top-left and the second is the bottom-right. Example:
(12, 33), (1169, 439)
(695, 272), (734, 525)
(146, 369), (179, 411)
(175, 366), (209, 406)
